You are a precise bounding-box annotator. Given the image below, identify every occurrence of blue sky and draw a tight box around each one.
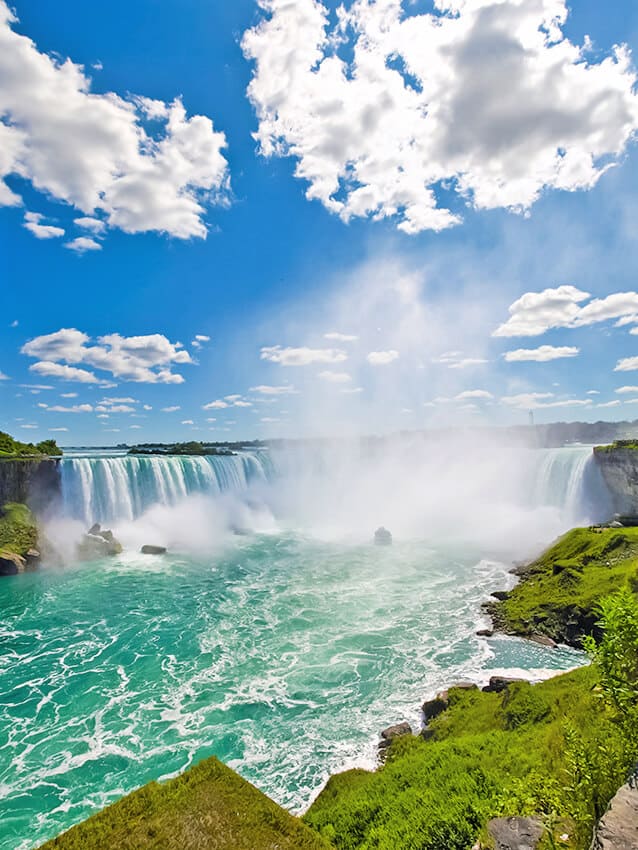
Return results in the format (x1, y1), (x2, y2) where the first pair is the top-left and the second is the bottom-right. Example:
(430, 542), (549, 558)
(2, 0), (638, 444)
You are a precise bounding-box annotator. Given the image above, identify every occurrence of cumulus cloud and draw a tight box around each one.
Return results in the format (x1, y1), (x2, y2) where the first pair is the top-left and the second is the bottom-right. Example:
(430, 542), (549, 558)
(504, 344), (580, 362)
(615, 357), (638, 372)
(261, 345), (347, 365)
(45, 403), (93, 413)
(73, 216), (106, 233)
(23, 211), (64, 239)
(203, 400), (228, 409)
(615, 386), (638, 394)
(0, 2), (229, 242)
(181, 419), (194, 425)
(455, 389), (493, 400)
(319, 370), (352, 383)
(324, 332), (358, 342)
(64, 236), (102, 253)
(191, 334), (211, 349)
(367, 350), (399, 365)
(22, 328), (192, 383)
(433, 351), (488, 368)
(243, 0), (638, 234)
(494, 286), (638, 337)
(501, 392), (592, 409)
(29, 361), (99, 383)
(597, 400), (621, 408)
(250, 384), (298, 395)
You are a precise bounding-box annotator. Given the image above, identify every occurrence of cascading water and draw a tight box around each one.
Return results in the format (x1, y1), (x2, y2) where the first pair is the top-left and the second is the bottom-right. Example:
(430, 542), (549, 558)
(60, 450), (274, 524)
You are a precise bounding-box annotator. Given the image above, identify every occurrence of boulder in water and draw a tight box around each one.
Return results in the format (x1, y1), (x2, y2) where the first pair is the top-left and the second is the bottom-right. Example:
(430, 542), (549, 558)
(141, 544), (167, 555)
(0, 552), (26, 576)
(374, 527), (392, 546)
(77, 525), (123, 560)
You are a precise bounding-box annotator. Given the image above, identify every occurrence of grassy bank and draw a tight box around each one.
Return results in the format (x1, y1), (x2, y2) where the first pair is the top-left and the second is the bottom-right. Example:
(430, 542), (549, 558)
(304, 666), (635, 849)
(38, 756), (331, 850)
(0, 502), (38, 557)
(488, 527), (638, 646)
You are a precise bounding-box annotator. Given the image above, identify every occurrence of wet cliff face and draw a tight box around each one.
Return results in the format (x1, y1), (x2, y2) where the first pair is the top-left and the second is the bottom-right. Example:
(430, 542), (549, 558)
(593, 448), (638, 515)
(0, 459), (62, 515)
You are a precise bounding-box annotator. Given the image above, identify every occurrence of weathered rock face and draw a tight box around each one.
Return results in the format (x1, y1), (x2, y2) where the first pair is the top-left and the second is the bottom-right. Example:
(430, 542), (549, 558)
(594, 448), (638, 515)
(0, 459), (61, 515)
(590, 774), (638, 850)
(487, 816), (544, 850)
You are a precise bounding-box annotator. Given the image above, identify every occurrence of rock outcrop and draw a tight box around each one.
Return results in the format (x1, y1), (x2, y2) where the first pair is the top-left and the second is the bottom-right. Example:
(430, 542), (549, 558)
(77, 524), (123, 559)
(374, 527), (392, 545)
(594, 446), (638, 515)
(487, 816), (544, 850)
(141, 544), (167, 555)
(0, 459), (61, 515)
(590, 773), (638, 850)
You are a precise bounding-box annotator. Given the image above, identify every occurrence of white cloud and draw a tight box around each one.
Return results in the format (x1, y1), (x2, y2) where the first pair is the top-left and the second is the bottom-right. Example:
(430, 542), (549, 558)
(23, 211), (64, 239)
(20, 424), (37, 429)
(597, 400), (621, 408)
(455, 389), (493, 400)
(101, 396), (137, 404)
(324, 332), (358, 342)
(260, 417), (280, 423)
(22, 328), (192, 383)
(143, 404), (152, 410)
(203, 400), (228, 409)
(74, 217), (106, 233)
(249, 384), (298, 395)
(319, 370), (352, 383)
(434, 351), (488, 369)
(191, 334), (211, 349)
(49, 427), (68, 431)
(29, 361), (99, 383)
(367, 350), (399, 365)
(0, 370), (9, 380)
(60, 392), (78, 398)
(586, 390), (600, 395)
(95, 404), (135, 413)
(45, 403), (93, 413)
(504, 344), (580, 362)
(65, 236), (102, 253)
(341, 386), (363, 394)
(243, 0), (638, 234)
(181, 419), (194, 425)
(494, 286), (638, 337)
(161, 406), (181, 412)
(615, 357), (638, 372)
(130, 425), (142, 429)
(501, 392), (592, 410)
(261, 345), (347, 365)
(615, 386), (638, 394)
(234, 400), (253, 407)
(0, 3), (229, 242)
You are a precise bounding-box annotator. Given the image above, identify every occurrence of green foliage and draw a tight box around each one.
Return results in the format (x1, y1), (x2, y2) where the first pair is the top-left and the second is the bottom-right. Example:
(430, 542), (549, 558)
(584, 589), (638, 734)
(304, 667), (633, 850)
(38, 755), (331, 850)
(594, 440), (638, 452)
(0, 430), (62, 457)
(492, 527), (638, 646)
(0, 502), (37, 556)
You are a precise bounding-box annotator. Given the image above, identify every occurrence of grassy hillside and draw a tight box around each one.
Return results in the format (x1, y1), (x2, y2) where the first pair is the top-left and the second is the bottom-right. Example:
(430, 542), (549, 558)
(0, 502), (37, 557)
(488, 527), (638, 646)
(38, 755), (331, 850)
(0, 430), (61, 458)
(304, 667), (636, 850)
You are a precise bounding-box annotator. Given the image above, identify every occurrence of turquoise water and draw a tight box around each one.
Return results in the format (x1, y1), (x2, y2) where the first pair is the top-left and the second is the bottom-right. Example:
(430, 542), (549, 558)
(0, 532), (583, 850)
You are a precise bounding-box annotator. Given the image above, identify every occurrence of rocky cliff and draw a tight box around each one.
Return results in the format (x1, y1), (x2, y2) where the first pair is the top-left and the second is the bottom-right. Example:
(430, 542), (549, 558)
(0, 459), (61, 515)
(593, 446), (638, 514)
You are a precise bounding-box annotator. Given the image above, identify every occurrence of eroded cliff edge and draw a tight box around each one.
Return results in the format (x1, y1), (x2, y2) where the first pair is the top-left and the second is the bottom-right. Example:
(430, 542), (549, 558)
(593, 441), (638, 515)
(0, 458), (61, 514)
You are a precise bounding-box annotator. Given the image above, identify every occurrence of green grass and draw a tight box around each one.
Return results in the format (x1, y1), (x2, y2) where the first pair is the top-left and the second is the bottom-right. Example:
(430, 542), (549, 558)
(490, 527), (638, 646)
(304, 669), (636, 850)
(38, 755), (331, 850)
(0, 431), (62, 457)
(593, 439), (638, 452)
(0, 502), (37, 557)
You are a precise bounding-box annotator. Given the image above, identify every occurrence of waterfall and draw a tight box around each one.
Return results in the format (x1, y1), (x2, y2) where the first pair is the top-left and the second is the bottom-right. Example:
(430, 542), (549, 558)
(57, 443), (611, 531)
(59, 451), (274, 524)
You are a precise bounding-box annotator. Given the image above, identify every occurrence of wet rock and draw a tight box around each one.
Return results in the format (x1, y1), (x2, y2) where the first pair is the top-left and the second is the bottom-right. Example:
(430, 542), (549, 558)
(477, 628), (494, 637)
(78, 526), (123, 560)
(0, 552), (26, 576)
(529, 633), (557, 648)
(378, 722), (412, 757)
(422, 693), (449, 722)
(590, 774), (638, 849)
(374, 527), (392, 546)
(25, 548), (41, 568)
(491, 590), (509, 601)
(487, 816), (544, 850)
(482, 676), (527, 694)
(141, 544), (167, 555)
(88, 523), (101, 535)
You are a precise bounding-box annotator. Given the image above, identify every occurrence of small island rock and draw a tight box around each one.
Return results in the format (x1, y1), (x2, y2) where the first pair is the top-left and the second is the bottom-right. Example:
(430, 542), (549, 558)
(141, 544), (167, 555)
(374, 527), (392, 546)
